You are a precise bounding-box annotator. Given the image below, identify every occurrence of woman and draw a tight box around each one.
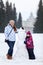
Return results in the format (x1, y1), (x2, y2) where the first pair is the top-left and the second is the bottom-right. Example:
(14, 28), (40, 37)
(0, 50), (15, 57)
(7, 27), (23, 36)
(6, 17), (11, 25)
(4, 20), (17, 60)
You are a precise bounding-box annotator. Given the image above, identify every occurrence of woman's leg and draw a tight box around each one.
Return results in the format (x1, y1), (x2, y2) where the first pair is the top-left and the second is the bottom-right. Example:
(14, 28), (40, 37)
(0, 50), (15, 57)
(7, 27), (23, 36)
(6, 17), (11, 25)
(8, 41), (15, 56)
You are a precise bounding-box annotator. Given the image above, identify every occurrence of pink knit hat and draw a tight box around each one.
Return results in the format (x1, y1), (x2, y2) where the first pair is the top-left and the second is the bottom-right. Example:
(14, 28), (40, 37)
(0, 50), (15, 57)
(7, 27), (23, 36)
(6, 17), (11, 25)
(26, 31), (31, 36)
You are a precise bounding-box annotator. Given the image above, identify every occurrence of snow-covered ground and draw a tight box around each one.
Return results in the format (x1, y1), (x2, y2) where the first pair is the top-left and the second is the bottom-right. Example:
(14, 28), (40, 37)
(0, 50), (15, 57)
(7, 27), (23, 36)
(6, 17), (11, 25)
(0, 31), (43, 65)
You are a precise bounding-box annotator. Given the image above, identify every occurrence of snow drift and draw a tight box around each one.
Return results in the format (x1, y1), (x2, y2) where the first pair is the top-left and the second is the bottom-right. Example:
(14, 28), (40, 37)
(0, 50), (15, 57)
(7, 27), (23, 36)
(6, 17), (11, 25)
(0, 31), (43, 65)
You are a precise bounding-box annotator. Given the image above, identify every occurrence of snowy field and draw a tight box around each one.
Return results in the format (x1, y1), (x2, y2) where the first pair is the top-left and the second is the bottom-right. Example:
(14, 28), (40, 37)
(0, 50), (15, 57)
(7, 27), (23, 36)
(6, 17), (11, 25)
(0, 31), (43, 65)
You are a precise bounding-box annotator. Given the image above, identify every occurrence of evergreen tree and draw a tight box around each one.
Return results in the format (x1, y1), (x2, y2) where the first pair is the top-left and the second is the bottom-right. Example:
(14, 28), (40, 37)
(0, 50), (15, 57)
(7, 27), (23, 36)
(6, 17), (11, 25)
(0, 0), (5, 32)
(33, 0), (43, 33)
(5, 0), (10, 23)
(9, 3), (13, 20)
(5, 1), (13, 25)
(0, 0), (5, 22)
(0, 0), (23, 32)
(17, 12), (22, 28)
(13, 4), (17, 25)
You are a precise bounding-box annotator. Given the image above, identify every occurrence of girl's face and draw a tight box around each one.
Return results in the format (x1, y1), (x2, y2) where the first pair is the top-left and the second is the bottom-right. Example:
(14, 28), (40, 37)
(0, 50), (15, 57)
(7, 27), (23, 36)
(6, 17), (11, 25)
(26, 36), (30, 38)
(26, 34), (30, 37)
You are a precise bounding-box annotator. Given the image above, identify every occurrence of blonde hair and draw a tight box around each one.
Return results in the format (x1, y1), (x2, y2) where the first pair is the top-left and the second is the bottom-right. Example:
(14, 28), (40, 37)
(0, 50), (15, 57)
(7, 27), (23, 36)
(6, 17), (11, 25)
(9, 20), (15, 24)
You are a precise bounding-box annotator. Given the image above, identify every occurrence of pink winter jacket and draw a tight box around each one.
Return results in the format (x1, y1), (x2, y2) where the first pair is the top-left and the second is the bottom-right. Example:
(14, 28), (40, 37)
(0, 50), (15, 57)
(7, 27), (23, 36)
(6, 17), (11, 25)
(25, 35), (34, 49)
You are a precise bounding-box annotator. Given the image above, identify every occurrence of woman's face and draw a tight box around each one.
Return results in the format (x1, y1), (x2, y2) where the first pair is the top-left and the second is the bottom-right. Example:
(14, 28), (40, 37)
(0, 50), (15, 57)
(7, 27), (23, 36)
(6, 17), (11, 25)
(11, 22), (14, 27)
(9, 20), (15, 27)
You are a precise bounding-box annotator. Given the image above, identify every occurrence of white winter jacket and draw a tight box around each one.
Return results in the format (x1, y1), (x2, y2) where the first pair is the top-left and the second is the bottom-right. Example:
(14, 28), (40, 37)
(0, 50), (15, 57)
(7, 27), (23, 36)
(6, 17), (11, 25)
(4, 24), (16, 41)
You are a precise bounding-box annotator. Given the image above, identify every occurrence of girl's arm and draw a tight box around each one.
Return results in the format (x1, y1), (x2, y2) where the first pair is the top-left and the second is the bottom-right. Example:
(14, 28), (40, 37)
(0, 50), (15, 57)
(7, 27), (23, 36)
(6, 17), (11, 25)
(24, 38), (27, 44)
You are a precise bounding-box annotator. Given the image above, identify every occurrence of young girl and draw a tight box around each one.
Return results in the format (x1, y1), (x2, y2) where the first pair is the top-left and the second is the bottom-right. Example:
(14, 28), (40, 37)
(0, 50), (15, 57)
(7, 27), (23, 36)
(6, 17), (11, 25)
(24, 31), (35, 59)
(4, 20), (17, 60)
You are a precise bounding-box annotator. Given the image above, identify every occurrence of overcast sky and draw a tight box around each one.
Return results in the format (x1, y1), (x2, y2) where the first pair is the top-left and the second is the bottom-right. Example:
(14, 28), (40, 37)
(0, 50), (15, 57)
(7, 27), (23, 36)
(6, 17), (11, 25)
(3, 0), (40, 20)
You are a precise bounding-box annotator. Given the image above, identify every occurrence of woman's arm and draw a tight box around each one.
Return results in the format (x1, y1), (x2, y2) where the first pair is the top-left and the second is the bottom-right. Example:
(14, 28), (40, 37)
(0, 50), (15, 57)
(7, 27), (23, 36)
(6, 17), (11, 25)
(4, 27), (8, 38)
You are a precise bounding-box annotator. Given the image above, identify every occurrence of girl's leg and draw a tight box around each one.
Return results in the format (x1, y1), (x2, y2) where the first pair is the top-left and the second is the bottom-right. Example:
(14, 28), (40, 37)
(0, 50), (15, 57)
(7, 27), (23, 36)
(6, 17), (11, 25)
(29, 48), (35, 59)
(32, 49), (35, 59)
(27, 48), (30, 59)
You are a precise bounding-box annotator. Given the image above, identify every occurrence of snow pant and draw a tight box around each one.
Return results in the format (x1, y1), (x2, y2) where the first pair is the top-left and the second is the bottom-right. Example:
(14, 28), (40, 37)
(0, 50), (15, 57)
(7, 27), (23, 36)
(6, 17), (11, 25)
(27, 48), (35, 59)
(7, 41), (15, 56)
